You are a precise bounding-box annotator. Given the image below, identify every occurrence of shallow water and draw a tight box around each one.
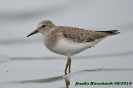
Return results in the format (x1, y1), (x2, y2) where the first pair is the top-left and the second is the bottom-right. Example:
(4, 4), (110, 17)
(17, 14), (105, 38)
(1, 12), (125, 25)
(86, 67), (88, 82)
(0, 0), (133, 88)
(0, 56), (133, 88)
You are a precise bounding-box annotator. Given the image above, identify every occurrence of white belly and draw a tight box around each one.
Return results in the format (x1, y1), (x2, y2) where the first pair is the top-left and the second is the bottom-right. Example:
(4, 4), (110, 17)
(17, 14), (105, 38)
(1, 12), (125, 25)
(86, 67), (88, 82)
(47, 38), (104, 57)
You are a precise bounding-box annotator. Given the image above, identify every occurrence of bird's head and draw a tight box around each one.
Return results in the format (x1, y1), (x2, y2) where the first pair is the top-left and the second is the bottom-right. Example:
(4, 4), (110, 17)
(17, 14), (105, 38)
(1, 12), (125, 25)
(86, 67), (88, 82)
(27, 20), (55, 37)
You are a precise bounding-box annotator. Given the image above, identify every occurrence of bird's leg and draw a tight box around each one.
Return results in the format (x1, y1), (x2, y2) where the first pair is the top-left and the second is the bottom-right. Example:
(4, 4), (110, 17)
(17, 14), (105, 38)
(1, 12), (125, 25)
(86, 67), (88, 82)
(65, 58), (71, 74)
(68, 58), (71, 73)
(65, 59), (69, 74)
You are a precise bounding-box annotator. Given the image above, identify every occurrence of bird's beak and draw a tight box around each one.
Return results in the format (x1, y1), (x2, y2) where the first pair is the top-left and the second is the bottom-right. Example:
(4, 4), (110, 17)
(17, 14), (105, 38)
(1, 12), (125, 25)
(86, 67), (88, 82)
(27, 30), (39, 37)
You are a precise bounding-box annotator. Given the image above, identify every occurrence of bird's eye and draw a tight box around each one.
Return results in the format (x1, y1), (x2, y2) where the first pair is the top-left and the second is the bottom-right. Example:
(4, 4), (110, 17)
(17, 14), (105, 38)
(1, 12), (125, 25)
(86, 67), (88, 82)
(42, 25), (45, 27)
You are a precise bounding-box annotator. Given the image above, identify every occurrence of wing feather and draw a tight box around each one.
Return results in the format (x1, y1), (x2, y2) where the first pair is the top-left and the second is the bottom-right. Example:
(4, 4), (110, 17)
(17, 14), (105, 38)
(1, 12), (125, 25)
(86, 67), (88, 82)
(57, 26), (120, 43)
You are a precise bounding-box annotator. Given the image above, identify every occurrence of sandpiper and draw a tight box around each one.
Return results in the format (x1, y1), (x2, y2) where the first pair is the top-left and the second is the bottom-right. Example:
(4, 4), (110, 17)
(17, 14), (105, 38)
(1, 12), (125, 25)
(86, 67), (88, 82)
(27, 20), (120, 73)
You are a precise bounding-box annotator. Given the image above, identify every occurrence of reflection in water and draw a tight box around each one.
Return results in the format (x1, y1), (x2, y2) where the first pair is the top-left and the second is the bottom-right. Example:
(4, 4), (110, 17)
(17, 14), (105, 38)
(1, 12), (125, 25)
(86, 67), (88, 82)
(65, 78), (70, 88)
(5, 68), (133, 88)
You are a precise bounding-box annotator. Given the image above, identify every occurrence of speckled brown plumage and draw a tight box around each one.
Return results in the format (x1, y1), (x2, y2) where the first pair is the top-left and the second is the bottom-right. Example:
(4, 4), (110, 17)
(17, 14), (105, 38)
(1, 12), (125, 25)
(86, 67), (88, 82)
(44, 26), (120, 49)
(38, 20), (120, 47)
(58, 26), (97, 43)
(48, 26), (120, 44)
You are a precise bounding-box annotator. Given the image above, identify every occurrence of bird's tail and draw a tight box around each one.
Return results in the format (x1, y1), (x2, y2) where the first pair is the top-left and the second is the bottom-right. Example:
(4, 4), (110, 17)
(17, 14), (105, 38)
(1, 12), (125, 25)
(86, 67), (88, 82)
(97, 30), (120, 35)
(95, 30), (120, 38)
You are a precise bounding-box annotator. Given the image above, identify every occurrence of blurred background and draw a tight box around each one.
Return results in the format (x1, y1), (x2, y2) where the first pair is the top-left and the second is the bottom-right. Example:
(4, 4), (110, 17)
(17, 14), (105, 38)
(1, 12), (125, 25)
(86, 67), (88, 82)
(0, 0), (133, 88)
(0, 0), (133, 58)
